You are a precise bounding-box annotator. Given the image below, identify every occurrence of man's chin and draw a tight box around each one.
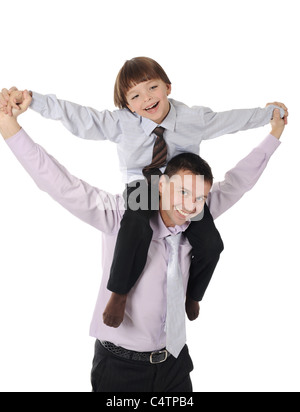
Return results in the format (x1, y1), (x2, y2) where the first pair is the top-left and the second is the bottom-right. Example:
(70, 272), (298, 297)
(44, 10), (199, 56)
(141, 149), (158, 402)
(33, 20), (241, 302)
(174, 208), (195, 223)
(173, 216), (190, 226)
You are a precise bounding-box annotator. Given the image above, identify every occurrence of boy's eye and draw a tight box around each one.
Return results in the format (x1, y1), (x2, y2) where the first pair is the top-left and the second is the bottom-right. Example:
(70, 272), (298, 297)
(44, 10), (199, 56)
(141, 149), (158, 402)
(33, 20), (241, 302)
(150, 86), (158, 90)
(131, 95), (139, 100)
(181, 190), (188, 196)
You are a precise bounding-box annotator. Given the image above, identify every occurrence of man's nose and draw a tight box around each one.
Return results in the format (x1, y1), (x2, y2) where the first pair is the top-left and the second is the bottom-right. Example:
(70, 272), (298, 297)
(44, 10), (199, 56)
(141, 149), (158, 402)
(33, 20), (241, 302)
(183, 197), (196, 213)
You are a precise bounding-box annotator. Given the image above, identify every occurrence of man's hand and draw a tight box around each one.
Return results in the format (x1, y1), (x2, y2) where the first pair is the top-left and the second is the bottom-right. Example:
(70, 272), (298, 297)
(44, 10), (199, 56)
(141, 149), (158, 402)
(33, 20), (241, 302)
(266, 101), (289, 125)
(0, 90), (32, 139)
(270, 108), (285, 139)
(0, 90), (32, 118)
(0, 87), (25, 116)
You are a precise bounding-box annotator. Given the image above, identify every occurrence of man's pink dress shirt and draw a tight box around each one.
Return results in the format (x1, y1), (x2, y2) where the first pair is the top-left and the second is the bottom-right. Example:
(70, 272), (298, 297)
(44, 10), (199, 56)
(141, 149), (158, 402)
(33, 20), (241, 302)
(6, 129), (280, 352)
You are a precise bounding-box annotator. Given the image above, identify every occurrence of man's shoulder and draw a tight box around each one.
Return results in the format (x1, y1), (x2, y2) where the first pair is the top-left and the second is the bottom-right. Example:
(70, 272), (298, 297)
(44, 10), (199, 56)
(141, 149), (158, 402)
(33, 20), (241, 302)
(95, 191), (125, 234)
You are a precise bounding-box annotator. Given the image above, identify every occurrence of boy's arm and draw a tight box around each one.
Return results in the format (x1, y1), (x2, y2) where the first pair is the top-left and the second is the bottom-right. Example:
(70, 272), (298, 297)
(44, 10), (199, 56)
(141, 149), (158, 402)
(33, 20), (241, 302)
(30, 92), (122, 141)
(200, 103), (286, 140)
(207, 109), (284, 219)
(0, 117), (123, 234)
(1, 88), (121, 142)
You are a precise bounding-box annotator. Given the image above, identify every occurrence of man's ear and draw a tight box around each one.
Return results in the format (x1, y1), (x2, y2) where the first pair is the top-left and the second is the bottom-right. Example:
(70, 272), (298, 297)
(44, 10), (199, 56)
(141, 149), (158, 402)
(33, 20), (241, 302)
(159, 175), (166, 195)
(159, 174), (171, 196)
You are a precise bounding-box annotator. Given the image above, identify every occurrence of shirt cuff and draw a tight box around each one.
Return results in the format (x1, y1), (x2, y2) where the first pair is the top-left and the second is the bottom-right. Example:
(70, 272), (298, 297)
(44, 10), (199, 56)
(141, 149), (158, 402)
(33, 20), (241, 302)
(257, 133), (281, 158)
(265, 105), (285, 119)
(5, 128), (36, 157)
(30, 91), (48, 113)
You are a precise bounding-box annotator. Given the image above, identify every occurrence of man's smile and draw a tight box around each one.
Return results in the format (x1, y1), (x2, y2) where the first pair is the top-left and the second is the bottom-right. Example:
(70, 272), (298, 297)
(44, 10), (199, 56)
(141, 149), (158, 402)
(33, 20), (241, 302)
(174, 205), (194, 219)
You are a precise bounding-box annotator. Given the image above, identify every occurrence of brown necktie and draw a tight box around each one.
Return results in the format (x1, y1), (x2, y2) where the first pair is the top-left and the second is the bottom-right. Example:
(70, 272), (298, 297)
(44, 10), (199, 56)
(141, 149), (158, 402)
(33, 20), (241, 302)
(142, 127), (167, 181)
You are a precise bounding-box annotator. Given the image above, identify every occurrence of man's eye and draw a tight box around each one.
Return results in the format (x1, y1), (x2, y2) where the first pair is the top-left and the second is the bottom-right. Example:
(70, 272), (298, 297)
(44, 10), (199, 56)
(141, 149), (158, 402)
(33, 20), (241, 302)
(181, 190), (188, 196)
(196, 196), (205, 202)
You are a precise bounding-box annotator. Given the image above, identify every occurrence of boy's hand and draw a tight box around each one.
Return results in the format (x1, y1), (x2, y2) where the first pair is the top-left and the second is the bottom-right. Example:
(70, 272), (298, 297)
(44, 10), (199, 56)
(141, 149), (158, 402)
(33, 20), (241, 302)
(0, 87), (24, 116)
(270, 108), (285, 139)
(266, 101), (289, 125)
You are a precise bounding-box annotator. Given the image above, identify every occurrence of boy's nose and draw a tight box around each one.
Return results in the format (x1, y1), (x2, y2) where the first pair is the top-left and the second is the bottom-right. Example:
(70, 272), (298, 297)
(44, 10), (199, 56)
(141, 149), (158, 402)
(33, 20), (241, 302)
(143, 92), (152, 102)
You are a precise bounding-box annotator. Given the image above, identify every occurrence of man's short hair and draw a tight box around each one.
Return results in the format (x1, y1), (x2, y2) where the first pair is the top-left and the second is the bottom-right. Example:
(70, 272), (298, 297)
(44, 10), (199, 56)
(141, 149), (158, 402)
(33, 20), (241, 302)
(114, 57), (172, 109)
(164, 152), (214, 186)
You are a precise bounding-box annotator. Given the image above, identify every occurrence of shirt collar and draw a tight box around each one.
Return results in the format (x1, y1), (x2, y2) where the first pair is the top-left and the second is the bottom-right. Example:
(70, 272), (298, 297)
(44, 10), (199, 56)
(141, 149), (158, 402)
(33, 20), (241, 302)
(150, 210), (190, 240)
(140, 101), (176, 136)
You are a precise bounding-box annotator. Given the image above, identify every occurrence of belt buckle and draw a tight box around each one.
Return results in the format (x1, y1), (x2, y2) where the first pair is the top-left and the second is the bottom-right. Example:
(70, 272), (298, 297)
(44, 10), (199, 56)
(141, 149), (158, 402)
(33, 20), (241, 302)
(150, 349), (168, 364)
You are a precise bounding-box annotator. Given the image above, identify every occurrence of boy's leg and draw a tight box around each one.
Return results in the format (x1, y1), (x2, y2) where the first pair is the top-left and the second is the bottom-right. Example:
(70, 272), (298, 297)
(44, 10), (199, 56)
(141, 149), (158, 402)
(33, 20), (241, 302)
(184, 204), (224, 320)
(107, 179), (154, 293)
(104, 179), (155, 327)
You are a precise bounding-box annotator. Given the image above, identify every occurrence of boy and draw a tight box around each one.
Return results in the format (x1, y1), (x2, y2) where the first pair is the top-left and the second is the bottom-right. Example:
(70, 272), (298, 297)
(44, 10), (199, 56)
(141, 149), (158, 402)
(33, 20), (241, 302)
(0, 57), (288, 328)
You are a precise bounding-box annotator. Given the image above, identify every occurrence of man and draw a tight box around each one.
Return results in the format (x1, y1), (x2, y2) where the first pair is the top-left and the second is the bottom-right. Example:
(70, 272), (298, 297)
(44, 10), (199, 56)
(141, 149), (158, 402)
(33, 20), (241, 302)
(0, 92), (285, 392)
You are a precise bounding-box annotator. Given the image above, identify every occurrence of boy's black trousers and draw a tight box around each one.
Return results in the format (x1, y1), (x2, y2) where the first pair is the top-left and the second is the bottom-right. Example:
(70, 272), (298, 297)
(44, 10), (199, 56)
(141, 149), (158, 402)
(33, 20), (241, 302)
(107, 179), (224, 301)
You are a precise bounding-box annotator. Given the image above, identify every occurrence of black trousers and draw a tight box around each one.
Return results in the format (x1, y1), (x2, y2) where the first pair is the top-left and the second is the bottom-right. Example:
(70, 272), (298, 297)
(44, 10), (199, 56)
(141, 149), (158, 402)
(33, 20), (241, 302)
(107, 179), (224, 301)
(91, 340), (194, 392)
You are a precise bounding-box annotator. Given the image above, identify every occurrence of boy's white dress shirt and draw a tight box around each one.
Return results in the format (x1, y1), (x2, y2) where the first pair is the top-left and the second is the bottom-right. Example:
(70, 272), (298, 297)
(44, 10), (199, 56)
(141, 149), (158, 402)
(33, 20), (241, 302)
(30, 92), (283, 183)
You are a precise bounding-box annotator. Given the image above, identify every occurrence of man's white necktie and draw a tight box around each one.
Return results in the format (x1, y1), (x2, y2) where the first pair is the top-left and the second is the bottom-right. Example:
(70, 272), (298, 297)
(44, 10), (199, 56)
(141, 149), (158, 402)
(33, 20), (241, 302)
(165, 233), (186, 358)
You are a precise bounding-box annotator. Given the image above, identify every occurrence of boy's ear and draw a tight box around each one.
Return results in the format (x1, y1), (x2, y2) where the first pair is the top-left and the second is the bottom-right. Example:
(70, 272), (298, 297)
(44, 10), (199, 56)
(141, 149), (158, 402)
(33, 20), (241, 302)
(166, 83), (172, 96)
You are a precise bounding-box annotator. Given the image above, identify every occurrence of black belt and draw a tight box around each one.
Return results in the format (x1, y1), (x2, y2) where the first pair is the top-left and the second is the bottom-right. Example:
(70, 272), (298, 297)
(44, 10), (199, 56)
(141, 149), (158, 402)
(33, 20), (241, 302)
(100, 341), (170, 364)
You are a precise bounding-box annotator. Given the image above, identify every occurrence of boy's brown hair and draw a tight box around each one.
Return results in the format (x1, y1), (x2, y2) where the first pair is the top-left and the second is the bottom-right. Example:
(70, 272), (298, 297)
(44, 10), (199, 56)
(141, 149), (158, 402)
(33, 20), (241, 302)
(114, 57), (172, 109)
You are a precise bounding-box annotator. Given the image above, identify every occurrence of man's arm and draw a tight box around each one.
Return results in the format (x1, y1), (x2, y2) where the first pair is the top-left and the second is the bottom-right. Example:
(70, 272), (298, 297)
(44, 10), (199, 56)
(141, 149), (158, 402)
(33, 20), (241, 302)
(0, 88), (121, 142)
(0, 110), (123, 234)
(200, 103), (287, 140)
(207, 109), (285, 219)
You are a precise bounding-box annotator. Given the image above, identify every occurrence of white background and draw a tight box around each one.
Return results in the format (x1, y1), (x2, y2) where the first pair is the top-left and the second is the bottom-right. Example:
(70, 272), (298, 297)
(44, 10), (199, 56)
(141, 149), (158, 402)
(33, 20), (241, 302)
(0, 0), (299, 392)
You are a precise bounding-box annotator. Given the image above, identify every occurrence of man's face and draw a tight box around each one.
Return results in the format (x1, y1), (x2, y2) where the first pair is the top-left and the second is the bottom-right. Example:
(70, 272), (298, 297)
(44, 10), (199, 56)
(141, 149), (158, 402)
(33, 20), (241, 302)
(159, 170), (212, 227)
(126, 79), (171, 124)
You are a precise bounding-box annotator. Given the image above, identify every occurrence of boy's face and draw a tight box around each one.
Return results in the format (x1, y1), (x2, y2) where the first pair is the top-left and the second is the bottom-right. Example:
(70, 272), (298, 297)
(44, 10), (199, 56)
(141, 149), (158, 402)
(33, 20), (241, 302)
(126, 79), (171, 124)
(159, 170), (212, 228)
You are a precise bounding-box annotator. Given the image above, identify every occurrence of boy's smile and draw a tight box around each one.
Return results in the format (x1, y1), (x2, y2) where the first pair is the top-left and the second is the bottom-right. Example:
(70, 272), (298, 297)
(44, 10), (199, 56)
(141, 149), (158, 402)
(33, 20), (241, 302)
(126, 79), (171, 124)
(144, 101), (160, 114)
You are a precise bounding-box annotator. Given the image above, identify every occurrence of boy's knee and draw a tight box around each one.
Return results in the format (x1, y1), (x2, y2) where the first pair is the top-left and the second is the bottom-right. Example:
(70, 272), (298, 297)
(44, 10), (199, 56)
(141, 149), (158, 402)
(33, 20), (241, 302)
(213, 233), (224, 255)
(121, 211), (153, 238)
(193, 230), (224, 258)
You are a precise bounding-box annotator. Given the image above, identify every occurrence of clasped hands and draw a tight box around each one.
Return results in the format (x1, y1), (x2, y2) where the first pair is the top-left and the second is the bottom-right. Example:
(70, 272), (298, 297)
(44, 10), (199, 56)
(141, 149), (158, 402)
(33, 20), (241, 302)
(0, 88), (32, 139)
(0, 87), (32, 119)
